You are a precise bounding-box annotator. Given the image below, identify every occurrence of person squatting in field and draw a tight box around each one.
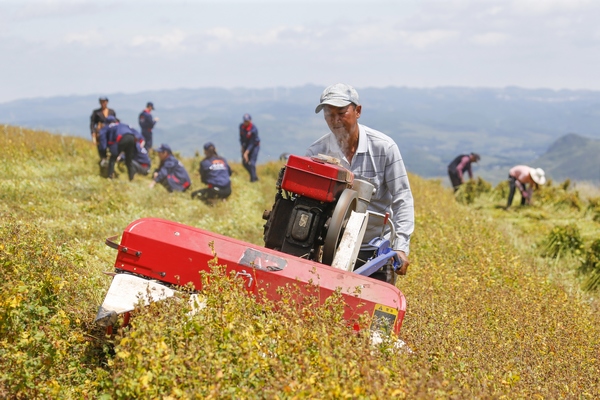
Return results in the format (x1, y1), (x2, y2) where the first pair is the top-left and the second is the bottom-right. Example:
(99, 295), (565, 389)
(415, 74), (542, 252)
(447, 152), (481, 192)
(506, 165), (546, 209)
(149, 143), (192, 192)
(306, 83), (415, 284)
(190, 142), (232, 204)
(239, 113), (260, 182)
(90, 96), (117, 145)
(97, 116), (146, 181)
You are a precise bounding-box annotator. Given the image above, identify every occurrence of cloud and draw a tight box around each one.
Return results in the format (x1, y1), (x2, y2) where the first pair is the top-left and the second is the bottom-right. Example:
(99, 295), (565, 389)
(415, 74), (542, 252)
(205, 27), (235, 41)
(510, 0), (595, 15)
(470, 32), (508, 46)
(131, 29), (187, 52)
(2, 0), (600, 103)
(250, 26), (314, 46)
(200, 25), (316, 49)
(397, 29), (460, 49)
(64, 30), (103, 46)
(9, 0), (101, 21)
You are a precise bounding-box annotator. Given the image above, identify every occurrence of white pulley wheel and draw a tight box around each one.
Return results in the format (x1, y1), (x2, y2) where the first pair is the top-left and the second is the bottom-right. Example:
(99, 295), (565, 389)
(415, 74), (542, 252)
(322, 189), (358, 265)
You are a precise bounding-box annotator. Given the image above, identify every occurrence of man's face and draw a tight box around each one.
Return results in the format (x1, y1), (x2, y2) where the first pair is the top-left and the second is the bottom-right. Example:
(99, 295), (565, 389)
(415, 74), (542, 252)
(100, 100), (108, 109)
(323, 104), (361, 139)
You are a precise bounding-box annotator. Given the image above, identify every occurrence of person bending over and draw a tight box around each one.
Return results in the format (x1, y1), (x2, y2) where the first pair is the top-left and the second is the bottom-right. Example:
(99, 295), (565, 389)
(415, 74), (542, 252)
(506, 165), (546, 209)
(447, 152), (480, 192)
(97, 116), (144, 181)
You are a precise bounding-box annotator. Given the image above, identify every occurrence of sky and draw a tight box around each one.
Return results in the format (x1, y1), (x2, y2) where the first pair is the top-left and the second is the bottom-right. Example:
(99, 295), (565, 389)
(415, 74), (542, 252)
(1, 0), (600, 103)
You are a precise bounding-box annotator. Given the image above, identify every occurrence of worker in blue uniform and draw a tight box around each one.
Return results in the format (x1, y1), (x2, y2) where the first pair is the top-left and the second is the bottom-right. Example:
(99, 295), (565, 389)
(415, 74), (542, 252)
(149, 144), (191, 192)
(239, 113), (260, 182)
(97, 116), (145, 181)
(138, 102), (158, 150)
(191, 142), (232, 203)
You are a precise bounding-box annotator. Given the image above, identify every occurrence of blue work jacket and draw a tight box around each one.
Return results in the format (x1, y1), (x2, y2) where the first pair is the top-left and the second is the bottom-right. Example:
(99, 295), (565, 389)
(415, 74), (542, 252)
(200, 155), (232, 188)
(98, 123), (143, 158)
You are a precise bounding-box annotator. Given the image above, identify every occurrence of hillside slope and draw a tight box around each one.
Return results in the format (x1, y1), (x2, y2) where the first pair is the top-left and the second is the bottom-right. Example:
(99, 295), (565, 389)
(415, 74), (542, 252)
(1, 126), (599, 398)
(534, 133), (600, 183)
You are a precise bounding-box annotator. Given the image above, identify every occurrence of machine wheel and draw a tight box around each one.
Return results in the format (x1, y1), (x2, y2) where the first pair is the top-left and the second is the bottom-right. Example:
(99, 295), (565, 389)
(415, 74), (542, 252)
(322, 189), (358, 265)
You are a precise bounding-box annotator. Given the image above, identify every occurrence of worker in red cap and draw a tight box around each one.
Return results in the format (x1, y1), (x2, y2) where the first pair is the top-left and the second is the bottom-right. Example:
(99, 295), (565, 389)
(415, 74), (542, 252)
(239, 113), (260, 182)
(139, 102), (158, 150)
(90, 96), (117, 145)
(190, 142), (232, 204)
(149, 144), (191, 192)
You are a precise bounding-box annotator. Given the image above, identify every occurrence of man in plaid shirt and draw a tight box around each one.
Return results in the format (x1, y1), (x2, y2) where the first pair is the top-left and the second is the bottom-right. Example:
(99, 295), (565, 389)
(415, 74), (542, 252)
(306, 83), (414, 282)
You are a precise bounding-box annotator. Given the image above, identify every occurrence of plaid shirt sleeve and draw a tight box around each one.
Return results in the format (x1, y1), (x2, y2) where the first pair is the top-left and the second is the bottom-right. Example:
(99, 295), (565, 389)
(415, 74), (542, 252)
(382, 141), (414, 254)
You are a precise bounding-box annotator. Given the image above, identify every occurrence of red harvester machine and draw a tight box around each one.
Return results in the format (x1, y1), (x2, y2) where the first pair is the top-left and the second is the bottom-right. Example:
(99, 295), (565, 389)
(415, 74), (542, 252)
(96, 155), (407, 335)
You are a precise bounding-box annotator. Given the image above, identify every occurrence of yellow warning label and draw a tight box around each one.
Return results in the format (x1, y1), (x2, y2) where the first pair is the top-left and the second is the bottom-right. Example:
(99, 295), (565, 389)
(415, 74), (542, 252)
(371, 304), (398, 332)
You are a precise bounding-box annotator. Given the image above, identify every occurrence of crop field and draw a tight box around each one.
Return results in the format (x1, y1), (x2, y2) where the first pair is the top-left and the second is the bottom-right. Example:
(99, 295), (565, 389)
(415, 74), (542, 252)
(1, 125), (599, 398)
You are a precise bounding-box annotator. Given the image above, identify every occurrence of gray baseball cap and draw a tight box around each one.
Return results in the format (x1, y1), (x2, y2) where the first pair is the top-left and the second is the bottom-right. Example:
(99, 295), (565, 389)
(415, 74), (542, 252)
(315, 83), (360, 113)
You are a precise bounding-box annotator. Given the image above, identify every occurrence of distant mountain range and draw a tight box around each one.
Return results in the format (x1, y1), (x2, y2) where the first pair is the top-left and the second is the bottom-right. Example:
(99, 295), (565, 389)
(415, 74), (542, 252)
(1, 85), (598, 184)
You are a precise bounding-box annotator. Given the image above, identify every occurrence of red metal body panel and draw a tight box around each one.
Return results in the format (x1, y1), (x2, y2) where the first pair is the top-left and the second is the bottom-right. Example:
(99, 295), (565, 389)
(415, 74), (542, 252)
(112, 218), (406, 334)
(281, 155), (353, 202)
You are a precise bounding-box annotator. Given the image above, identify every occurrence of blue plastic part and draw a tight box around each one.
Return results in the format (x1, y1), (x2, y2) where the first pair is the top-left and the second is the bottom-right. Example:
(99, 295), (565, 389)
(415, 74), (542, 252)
(353, 238), (402, 277)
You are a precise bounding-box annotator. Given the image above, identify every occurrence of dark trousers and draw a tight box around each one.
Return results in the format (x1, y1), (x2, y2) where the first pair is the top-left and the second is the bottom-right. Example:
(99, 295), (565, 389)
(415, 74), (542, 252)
(191, 185), (232, 203)
(354, 249), (396, 285)
(157, 176), (190, 193)
(243, 146), (259, 182)
(142, 130), (152, 150)
(507, 176), (527, 207)
(131, 160), (150, 176)
(448, 169), (462, 191)
(108, 134), (136, 181)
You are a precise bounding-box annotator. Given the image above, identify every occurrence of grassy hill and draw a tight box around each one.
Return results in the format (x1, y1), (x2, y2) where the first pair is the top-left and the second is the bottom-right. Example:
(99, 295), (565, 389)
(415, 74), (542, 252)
(534, 133), (600, 184)
(1, 125), (600, 398)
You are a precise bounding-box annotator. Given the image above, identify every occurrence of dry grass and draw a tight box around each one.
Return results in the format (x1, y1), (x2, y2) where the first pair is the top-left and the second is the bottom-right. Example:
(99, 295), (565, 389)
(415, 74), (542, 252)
(404, 178), (600, 397)
(1, 125), (599, 398)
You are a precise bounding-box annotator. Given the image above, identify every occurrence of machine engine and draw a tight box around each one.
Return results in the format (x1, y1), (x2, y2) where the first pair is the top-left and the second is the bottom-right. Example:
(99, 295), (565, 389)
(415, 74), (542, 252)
(262, 154), (360, 265)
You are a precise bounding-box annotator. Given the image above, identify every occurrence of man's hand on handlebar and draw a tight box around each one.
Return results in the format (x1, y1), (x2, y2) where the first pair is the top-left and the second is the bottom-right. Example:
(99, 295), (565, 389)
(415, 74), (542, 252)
(395, 251), (410, 275)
